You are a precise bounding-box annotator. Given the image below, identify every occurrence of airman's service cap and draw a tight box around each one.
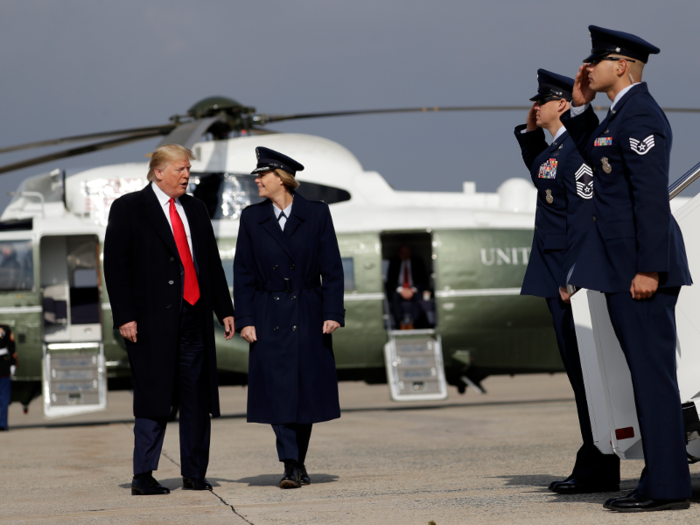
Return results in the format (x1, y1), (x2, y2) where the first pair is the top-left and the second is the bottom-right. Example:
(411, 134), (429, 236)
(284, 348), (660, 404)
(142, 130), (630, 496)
(584, 25), (660, 64)
(251, 147), (305, 176)
(530, 69), (574, 102)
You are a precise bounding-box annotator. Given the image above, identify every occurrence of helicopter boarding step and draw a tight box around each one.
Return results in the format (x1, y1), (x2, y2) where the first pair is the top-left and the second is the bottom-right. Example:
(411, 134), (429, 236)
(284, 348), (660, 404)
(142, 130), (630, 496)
(384, 329), (448, 401)
(571, 185), (700, 460)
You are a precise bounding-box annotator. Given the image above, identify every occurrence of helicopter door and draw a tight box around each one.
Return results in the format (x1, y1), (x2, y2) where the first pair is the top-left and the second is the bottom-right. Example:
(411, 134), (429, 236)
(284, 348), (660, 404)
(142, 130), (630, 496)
(40, 235), (106, 417)
(380, 232), (447, 401)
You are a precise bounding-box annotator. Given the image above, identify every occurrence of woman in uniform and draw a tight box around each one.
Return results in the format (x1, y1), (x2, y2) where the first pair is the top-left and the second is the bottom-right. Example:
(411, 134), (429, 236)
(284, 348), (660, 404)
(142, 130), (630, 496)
(233, 147), (345, 489)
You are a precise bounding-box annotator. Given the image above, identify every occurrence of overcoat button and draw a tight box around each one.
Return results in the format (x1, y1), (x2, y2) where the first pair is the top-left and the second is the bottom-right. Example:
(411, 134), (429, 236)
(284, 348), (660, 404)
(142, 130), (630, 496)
(274, 296), (279, 301)
(592, 166), (597, 172)
(273, 265), (279, 270)
(274, 326), (279, 331)
(290, 264), (295, 270)
(181, 271), (184, 276)
(292, 326), (297, 331)
(166, 304), (172, 309)
(291, 296), (297, 300)
(592, 216), (597, 222)
(534, 226), (538, 230)
(168, 280), (174, 285)
(170, 257), (175, 261)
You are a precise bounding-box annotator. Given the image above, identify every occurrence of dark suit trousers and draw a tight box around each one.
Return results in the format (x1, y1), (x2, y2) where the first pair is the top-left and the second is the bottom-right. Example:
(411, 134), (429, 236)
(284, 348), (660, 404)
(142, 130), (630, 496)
(605, 289), (691, 499)
(133, 301), (211, 478)
(546, 298), (620, 483)
(272, 423), (313, 465)
(391, 291), (422, 327)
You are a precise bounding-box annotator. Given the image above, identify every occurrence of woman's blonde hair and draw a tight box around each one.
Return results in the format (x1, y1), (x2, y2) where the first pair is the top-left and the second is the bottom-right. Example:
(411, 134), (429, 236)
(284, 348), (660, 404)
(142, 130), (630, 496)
(275, 169), (300, 191)
(147, 144), (195, 182)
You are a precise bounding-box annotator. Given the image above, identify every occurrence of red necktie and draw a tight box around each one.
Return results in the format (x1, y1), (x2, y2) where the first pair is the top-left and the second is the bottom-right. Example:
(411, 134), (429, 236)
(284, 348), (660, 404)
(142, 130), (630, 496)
(169, 199), (200, 305)
(403, 263), (410, 289)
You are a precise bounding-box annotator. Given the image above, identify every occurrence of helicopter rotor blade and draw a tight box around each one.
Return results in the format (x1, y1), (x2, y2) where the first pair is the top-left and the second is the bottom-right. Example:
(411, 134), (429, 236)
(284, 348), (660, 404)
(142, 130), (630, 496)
(0, 131), (163, 176)
(0, 124), (176, 155)
(257, 104), (700, 124)
(156, 117), (225, 149)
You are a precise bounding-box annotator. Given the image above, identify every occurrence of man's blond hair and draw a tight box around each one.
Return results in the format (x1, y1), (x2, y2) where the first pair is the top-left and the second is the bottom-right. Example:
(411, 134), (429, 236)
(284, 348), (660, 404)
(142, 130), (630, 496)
(147, 144), (195, 182)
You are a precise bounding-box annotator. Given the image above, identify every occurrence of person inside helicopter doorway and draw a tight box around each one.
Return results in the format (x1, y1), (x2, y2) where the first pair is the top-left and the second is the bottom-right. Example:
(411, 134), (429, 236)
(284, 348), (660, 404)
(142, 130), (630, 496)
(233, 147), (345, 489)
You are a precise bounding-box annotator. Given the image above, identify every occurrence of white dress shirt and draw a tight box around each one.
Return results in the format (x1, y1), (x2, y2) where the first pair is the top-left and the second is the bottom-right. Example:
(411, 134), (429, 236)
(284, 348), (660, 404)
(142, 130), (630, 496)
(570, 82), (640, 116)
(273, 201), (293, 231)
(151, 182), (194, 258)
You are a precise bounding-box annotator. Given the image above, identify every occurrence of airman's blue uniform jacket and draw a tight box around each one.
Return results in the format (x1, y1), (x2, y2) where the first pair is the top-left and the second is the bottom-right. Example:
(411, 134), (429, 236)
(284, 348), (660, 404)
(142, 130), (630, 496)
(515, 126), (594, 298)
(561, 83), (691, 292)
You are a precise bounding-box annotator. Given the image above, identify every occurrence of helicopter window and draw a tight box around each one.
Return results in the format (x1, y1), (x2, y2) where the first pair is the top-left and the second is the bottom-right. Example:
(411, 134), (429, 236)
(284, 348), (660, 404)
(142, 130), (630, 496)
(0, 240), (34, 292)
(190, 173), (351, 220)
(342, 257), (355, 291)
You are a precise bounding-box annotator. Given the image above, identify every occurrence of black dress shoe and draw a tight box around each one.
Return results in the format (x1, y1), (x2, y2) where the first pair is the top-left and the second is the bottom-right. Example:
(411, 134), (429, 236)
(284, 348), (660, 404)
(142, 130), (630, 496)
(604, 490), (636, 509)
(608, 492), (690, 512)
(279, 459), (301, 489)
(548, 479), (568, 491)
(131, 472), (170, 495)
(299, 464), (310, 485)
(183, 477), (213, 491)
(551, 477), (619, 495)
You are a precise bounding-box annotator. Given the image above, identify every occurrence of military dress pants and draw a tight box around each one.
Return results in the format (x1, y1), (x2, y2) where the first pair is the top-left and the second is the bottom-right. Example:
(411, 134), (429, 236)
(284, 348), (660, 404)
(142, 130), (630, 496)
(272, 423), (313, 465)
(605, 288), (691, 500)
(546, 297), (620, 483)
(133, 301), (211, 479)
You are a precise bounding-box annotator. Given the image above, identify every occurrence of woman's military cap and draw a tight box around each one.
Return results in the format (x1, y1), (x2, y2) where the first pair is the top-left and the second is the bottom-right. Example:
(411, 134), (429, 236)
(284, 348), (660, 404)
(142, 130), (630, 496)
(530, 69), (574, 102)
(584, 25), (660, 64)
(251, 147), (305, 176)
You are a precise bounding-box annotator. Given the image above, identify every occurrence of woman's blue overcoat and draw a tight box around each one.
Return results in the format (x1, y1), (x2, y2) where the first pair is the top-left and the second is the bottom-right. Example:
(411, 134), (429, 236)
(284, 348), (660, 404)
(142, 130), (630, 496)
(233, 193), (345, 424)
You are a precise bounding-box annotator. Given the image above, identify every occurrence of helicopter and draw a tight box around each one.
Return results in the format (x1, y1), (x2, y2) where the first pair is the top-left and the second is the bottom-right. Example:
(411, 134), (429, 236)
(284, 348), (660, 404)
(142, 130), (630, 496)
(0, 96), (692, 417)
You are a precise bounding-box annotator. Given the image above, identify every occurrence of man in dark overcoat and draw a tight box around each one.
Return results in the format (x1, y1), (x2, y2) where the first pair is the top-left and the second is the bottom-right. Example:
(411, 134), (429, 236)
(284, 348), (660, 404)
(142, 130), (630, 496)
(234, 146), (345, 488)
(385, 245), (429, 329)
(562, 26), (692, 512)
(515, 69), (620, 495)
(104, 144), (234, 495)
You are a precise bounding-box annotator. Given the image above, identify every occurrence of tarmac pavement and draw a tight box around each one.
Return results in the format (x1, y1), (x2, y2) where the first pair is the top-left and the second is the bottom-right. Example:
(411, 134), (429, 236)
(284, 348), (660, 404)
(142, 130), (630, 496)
(2, 373), (700, 524)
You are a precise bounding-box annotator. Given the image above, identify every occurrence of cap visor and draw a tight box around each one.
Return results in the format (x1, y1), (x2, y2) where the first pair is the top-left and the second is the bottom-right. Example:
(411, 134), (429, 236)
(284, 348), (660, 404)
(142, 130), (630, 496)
(583, 51), (607, 63)
(251, 165), (274, 174)
(529, 94), (546, 102)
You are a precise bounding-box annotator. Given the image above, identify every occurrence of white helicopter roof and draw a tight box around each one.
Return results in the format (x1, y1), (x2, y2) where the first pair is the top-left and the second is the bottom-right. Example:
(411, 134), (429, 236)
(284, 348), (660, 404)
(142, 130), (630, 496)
(0, 132), (689, 234)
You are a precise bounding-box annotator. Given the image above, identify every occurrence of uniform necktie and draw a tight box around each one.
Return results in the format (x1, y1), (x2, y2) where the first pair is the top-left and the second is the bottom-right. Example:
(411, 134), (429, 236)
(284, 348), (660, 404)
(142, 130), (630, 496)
(169, 198), (200, 305)
(278, 211), (287, 231)
(403, 263), (410, 288)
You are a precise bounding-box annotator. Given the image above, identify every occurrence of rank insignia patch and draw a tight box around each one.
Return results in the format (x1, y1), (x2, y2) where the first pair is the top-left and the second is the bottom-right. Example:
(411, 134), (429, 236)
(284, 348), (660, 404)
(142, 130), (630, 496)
(575, 164), (594, 199)
(538, 158), (558, 179)
(630, 135), (655, 155)
(594, 137), (612, 146)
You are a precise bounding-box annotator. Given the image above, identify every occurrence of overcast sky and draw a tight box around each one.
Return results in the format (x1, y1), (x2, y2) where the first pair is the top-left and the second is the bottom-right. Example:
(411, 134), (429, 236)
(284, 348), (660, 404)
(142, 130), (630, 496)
(1, 0), (698, 213)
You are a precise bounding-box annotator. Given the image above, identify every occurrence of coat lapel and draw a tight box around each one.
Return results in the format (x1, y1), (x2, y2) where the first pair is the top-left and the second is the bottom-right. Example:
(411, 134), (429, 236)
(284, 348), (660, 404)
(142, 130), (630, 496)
(259, 200), (293, 260)
(180, 194), (202, 264)
(284, 193), (307, 240)
(141, 184), (179, 258)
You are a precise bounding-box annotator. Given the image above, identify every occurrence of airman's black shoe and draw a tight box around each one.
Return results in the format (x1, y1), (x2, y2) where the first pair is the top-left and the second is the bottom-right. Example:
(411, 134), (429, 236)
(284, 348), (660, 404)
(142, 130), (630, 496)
(279, 459), (301, 489)
(183, 477), (212, 491)
(551, 477), (619, 494)
(131, 472), (170, 495)
(608, 492), (689, 512)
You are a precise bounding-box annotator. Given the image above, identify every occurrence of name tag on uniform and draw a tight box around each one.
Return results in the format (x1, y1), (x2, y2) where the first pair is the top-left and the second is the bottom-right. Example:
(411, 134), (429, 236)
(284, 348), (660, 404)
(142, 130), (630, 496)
(594, 137), (613, 146)
(538, 158), (558, 179)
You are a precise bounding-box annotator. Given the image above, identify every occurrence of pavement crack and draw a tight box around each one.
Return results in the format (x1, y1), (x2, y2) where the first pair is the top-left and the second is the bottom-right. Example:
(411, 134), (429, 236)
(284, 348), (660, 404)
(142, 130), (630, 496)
(161, 449), (181, 467)
(161, 448), (251, 523)
(210, 490), (254, 524)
